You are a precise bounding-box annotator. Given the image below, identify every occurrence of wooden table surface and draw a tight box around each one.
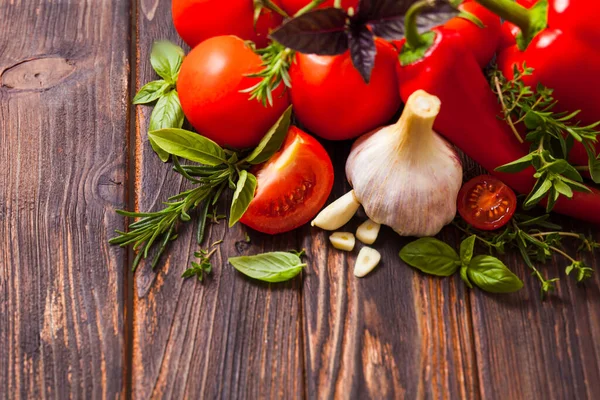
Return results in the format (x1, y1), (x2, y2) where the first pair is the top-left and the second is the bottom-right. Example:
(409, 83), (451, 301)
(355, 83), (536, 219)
(2, 1), (600, 399)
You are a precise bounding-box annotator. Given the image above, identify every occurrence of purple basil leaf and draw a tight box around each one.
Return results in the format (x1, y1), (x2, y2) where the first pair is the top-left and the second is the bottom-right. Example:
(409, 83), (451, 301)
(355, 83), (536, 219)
(369, 2), (459, 40)
(348, 25), (376, 84)
(270, 8), (349, 55)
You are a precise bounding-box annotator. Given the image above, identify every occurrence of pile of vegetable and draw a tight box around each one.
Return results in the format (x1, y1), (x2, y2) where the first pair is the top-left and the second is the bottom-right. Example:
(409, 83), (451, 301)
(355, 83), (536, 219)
(111, 0), (600, 297)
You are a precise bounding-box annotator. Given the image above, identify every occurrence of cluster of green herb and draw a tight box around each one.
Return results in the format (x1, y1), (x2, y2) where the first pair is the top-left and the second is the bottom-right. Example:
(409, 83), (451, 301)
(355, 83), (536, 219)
(490, 63), (600, 212)
(132, 41), (186, 162)
(110, 105), (293, 272)
(454, 214), (598, 296)
(241, 41), (295, 106)
(400, 236), (524, 294)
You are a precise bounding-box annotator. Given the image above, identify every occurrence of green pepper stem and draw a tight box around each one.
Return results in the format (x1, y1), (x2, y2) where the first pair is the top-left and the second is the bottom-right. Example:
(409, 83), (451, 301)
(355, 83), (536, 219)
(295, 0), (328, 16)
(404, 0), (434, 49)
(475, 0), (547, 48)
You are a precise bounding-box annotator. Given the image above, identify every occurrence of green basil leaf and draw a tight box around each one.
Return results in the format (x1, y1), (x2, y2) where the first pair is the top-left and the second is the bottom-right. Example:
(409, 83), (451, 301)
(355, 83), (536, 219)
(495, 153), (533, 174)
(150, 40), (185, 83)
(467, 255), (523, 293)
(148, 91), (184, 162)
(133, 80), (170, 104)
(229, 252), (306, 283)
(399, 238), (460, 277)
(149, 91), (184, 131)
(149, 128), (227, 166)
(460, 265), (473, 288)
(244, 106), (293, 165)
(229, 171), (257, 227)
(149, 138), (170, 163)
(460, 235), (477, 266)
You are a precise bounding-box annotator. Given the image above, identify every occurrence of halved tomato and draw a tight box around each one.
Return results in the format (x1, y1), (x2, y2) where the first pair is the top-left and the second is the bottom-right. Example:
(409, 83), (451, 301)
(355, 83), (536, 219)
(458, 175), (517, 231)
(241, 126), (334, 234)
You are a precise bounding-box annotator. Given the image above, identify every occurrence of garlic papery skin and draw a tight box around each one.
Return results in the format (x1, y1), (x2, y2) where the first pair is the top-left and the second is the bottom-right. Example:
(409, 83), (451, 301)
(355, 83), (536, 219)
(345, 90), (463, 237)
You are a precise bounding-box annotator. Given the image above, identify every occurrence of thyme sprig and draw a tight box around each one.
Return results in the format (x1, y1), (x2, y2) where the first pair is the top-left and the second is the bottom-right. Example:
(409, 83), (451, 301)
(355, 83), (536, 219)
(491, 63), (600, 211)
(454, 214), (598, 297)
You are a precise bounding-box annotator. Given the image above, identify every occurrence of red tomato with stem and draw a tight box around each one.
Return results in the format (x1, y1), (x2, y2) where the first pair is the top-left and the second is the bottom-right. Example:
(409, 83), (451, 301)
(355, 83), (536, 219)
(289, 38), (401, 141)
(277, 0), (358, 15)
(177, 36), (290, 149)
(241, 126), (334, 234)
(457, 175), (517, 231)
(172, 0), (282, 49)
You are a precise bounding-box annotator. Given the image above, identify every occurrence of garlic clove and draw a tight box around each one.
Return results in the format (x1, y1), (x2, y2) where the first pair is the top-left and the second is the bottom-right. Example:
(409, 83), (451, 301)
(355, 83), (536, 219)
(345, 90), (463, 237)
(354, 247), (381, 278)
(329, 232), (356, 251)
(356, 219), (381, 245)
(311, 190), (360, 230)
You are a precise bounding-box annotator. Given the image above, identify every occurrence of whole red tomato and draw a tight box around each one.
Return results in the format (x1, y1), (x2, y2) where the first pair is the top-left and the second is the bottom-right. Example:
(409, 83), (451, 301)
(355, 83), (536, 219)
(172, 0), (282, 48)
(241, 126), (334, 234)
(278, 0), (358, 15)
(177, 36), (290, 149)
(289, 38), (401, 141)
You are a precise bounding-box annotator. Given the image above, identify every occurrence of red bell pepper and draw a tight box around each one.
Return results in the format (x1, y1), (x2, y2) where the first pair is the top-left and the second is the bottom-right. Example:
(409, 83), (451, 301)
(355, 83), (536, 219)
(443, 0), (502, 68)
(476, 0), (600, 166)
(394, 1), (600, 225)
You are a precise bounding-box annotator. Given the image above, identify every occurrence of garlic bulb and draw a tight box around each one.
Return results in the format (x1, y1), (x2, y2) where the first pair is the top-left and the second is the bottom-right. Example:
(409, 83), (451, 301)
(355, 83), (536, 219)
(345, 90), (462, 237)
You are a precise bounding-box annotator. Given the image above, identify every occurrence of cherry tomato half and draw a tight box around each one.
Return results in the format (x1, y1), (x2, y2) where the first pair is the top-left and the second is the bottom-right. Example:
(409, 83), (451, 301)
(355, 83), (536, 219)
(277, 0), (358, 15)
(172, 0), (282, 49)
(177, 36), (290, 149)
(289, 38), (401, 141)
(458, 175), (517, 231)
(241, 126), (334, 234)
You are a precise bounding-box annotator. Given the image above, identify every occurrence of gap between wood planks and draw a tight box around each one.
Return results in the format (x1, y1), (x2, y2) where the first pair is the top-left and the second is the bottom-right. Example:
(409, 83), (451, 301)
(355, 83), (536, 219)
(124, 0), (138, 398)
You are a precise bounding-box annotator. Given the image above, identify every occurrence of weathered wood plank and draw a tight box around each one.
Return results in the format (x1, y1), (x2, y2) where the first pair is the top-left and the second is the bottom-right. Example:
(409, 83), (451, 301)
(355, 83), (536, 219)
(300, 141), (479, 399)
(131, 1), (304, 398)
(0, 0), (130, 398)
(470, 222), (600, 400)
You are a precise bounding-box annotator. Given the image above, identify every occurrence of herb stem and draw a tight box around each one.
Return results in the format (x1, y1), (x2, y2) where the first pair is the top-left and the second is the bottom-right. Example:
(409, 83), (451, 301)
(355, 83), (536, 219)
(261, 0), (290, 18)
(548, 245), (578, 263)
(530, 232), (581, 239)
(494, 75), (524, 144)
(295, 0), (328, 16)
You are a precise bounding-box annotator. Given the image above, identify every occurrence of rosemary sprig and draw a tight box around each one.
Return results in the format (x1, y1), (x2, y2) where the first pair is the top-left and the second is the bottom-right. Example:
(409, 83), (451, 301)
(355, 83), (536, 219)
(241, 41), (295, 106)
(491, 63), (600, 210)
(454, 213), (598, 297)
(109, 163), (232, 272)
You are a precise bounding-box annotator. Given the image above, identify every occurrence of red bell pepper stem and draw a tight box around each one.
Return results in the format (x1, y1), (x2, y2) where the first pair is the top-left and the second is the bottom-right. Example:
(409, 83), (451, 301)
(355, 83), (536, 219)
(475, 0), (547, 49)
(404, 0), (433, 49)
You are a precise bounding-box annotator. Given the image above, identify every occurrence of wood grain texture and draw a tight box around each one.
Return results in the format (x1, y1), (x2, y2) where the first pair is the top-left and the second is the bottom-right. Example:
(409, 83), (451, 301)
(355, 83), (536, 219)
(470, 222), (600, 400)
(131, 1), (304, 398)
(0, 0), (130, 398)
(300, 142), (479, 400)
